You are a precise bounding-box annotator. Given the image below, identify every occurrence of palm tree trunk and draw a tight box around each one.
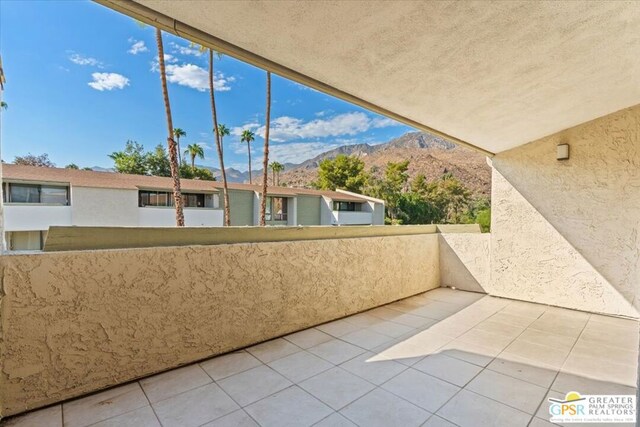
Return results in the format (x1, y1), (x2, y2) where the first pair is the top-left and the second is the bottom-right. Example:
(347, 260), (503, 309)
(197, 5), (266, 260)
(272, 169), (275, 186)
(156, 28), (184, 226)
(247, 143), (252, 185)
(259, 71), (271, 226)
(191, 154), (195, 169)
(176, 136), (182, 166)
(209, 49), (231, 226)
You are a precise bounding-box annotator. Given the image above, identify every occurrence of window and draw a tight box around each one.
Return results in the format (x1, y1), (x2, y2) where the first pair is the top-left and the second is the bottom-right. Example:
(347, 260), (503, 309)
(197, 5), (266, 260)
(138, 190), (215, 208)
(266, 197), (288, 221)
(4, 183), (69, 205)
(333, 201), (362, 211)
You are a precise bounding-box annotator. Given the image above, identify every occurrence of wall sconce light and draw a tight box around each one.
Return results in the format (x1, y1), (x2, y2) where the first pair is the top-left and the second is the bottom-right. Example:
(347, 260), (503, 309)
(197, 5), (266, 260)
(557, 144), (570, 160)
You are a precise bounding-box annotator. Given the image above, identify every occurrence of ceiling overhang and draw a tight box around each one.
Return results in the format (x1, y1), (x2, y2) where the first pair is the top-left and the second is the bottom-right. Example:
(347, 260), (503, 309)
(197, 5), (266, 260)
(96, 0), (640, 155)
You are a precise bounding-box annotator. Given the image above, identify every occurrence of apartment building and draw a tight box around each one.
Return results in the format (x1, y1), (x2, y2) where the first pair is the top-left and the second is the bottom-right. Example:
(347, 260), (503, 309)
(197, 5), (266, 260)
(1, 164), (384, 250)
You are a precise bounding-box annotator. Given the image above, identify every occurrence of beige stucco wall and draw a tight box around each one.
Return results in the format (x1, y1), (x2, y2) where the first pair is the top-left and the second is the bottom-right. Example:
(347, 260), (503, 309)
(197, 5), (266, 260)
(439, 233), (490, 293)
(0, 234), (439, 417)
(489, 105), (640, 318)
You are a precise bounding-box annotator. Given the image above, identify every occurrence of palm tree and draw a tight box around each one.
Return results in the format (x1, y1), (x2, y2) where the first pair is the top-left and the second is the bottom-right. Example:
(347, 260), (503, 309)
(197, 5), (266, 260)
(184, 143), (205, 169)
(173, 128), (186, 166)
(156, 28), (184, 226)
(259, 71), (271, 226)
(217, 124), (230, 157)
(208, 49), (231, 226)
(0, 101), (7, 110)
(269, 161), (285, 186)
(240, 130), (255, 184)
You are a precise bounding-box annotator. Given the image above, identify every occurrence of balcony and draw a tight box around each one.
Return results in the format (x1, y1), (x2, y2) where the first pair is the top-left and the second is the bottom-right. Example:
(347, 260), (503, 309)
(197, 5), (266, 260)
(138, 207), (224, 227)
(4, 287), (637, 427)
(331, 210), (373, 225)
(1, 224), (637, 426)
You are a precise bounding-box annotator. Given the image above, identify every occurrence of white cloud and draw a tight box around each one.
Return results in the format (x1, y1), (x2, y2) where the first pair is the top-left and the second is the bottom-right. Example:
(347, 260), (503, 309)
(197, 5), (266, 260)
(151, 60), (234, 92)
(69, 53), (103, 68)
(264, 142), (343, 164)
(88, 73), (130, 91)
(128, 39), (148, 55)
(232, 112), (397, 142)
(170, 42), (204, 57)
(371, 117), (398, 128)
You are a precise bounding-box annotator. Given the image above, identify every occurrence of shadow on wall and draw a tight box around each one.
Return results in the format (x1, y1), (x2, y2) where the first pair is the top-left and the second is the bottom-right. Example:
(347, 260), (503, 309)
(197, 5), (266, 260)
(489, 105), (640, 318)
(439, 233), (489, 294)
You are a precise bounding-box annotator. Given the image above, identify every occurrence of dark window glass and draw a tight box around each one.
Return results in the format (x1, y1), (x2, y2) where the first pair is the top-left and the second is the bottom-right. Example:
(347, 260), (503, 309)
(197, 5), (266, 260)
(333, 201), (361, 211)
(40, 186), (68, 204)
(10, 184), (40, 203)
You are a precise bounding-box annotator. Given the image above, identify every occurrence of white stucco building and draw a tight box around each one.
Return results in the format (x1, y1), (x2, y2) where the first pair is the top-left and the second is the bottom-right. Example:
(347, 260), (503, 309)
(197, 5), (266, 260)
(1, 164), (384, 250)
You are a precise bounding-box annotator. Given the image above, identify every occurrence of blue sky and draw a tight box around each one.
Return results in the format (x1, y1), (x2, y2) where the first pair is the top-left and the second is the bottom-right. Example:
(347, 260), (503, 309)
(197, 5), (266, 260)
(0, 1), (412, 171)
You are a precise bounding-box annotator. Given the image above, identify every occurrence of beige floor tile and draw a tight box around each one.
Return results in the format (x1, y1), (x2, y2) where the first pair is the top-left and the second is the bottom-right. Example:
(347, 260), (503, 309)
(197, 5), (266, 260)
(437, 390), (531, 427)
(245, 386), (332, 427)
(340, 351), (407, 385)
(528, 315), (586, 338)
(399, 330), (454, 354)
(316, 319), (362, 337)
(246, 338), (301, 363)
(488, 312), (539, 328)
(551, 371), (638, 395)
(200, 351), (263, 381)
(413, 353), (482, 387)
(457, 328), (514, 350)
(561, 353), (637, 387)
(140, 364), (212, 403)
(516, 328), (577, 352)
(579, 325), (639, 350)
(388, 313), (438, 329)
(500, 301), (547, 319)
(438, 339), (501, 367)
(501, 339), (569, 369)
(201, 409), (258, 427)
(382, 368), (460, 412)
(313, 412), (357, 426)
(465, 369), (547, 414)
(217, 365), (292, 406)
(367, 306), (410, 321)
(63, 383), (149, 427)
(343, 312), (386, 328)
(588, 314), (638, 329)
(570, 338), (638, 365)
(284, 328), (334, 349)
(421, 415), (458, 427)
(91, 406), (160, 427)
(308, 339), (366, 365)
(472, 319), (526, 338)
(368, 320), (415, 338)
(487, 354), (558, 388)
(340, 388), (430, 427)
(152, 383), (238, 427)
(341, 328), (395, 350)
(369, 338), (430, 366)
(529, 417), (557, 427)
(2, 404), (62, 427)
(299, 367), (375, 410)
(268, 351), (333, 382)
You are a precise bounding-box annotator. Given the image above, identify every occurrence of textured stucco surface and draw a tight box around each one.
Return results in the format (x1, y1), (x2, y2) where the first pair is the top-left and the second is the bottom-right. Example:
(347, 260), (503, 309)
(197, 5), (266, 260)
(490, 105), (640, 317)
(439, 233), (489, 293)
(0, 234), (439, 416)
(129, 0), (640, 153)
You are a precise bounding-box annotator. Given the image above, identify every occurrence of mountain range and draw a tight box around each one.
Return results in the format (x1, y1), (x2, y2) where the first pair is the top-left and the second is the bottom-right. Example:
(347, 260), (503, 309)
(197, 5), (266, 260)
(206, 132), (491, 196)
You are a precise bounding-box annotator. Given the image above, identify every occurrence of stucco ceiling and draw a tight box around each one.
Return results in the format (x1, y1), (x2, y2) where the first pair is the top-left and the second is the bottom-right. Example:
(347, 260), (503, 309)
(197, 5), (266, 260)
(126, 0), (640, 154)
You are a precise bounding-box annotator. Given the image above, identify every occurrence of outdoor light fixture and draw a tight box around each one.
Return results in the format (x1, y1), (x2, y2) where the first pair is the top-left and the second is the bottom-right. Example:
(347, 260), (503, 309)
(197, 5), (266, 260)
(557, 144), (570, 160)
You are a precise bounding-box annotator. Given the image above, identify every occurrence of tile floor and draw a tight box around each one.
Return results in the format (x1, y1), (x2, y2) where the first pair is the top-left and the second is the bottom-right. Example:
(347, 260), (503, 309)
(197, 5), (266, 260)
(4, 288), (638, 427)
